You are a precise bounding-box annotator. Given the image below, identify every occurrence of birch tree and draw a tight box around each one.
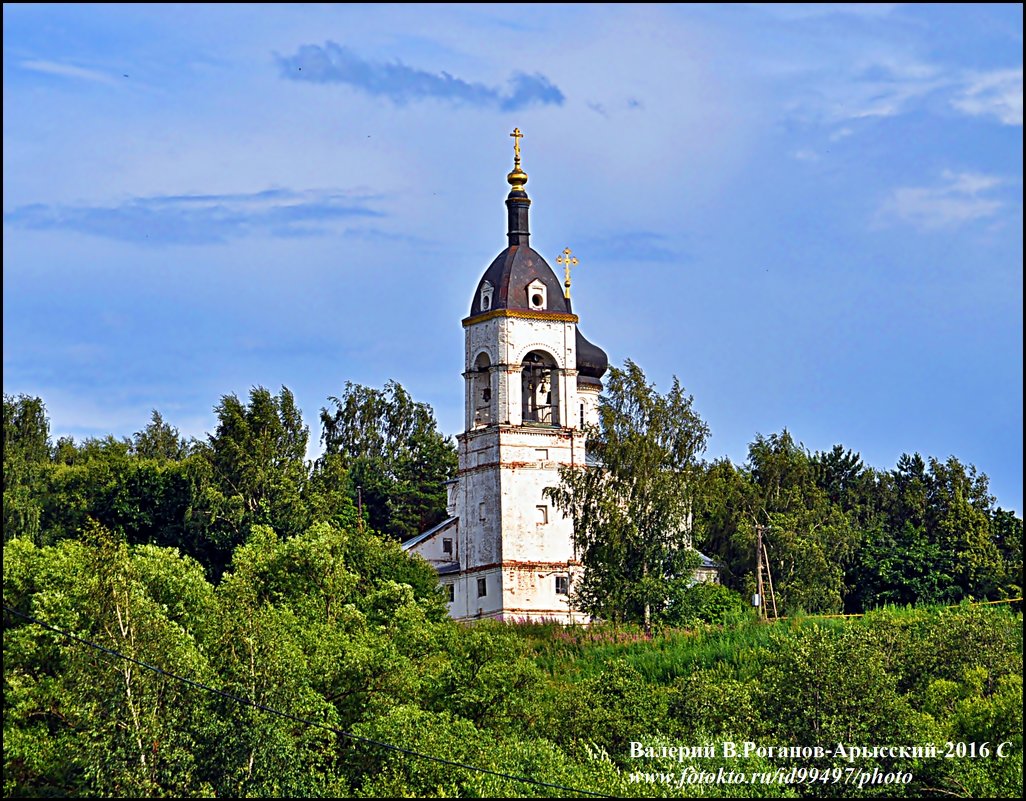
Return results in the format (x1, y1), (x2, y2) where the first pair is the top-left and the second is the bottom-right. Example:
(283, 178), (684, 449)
(546, 359), (709, 630)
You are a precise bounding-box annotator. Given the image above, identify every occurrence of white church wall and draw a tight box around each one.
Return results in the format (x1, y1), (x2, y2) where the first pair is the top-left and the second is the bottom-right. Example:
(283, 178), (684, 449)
(578, 384), (601, 429)
(451, 568), (505, 621)
(409, 520), (458, 566)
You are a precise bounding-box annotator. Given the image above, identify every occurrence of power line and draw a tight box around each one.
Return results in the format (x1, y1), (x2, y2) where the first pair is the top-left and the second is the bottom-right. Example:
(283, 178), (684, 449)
(2, 604), (611, 798)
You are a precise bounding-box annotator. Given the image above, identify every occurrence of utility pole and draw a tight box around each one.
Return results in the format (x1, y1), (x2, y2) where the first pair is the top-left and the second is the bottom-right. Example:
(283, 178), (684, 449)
(762, 540), (779, 620)
(755, 524), (765, 619)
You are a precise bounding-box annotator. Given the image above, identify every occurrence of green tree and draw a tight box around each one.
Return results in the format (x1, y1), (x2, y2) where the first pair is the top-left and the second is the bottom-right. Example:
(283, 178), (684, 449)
(991, 508), (1023, 597)
(704, 431), (859, 615)
(665, 581), (749, 626)
(693, 457), (759, 592)
(846, 453), (947, 609)
(926, 455), (1003, 599)
(3, 528), (215, 797)
(853, 520), (951, 608)
(201, 519), (451, 796)
(197, 386), (310, 558)
(132, 410), (188, 462)
(3, 393), (51, 464)
(319, 380), (457, 541)
(3, 394), (51, 543)
(546, 359), (709, 630)
(425, 621), (542, 730)
(853, 453), (1009, 609)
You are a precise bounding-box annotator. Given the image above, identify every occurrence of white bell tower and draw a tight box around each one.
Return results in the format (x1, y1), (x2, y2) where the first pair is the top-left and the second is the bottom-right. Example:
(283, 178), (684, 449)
(405, 129), (608, 623)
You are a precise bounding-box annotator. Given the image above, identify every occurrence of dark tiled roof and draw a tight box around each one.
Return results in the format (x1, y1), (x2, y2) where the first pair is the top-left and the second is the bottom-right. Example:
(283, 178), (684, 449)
(468, 245), (569, 317)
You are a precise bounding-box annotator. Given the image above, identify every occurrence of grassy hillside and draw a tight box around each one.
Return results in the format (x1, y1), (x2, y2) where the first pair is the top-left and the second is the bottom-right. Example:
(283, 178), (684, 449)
(510, 605), (1023, 797)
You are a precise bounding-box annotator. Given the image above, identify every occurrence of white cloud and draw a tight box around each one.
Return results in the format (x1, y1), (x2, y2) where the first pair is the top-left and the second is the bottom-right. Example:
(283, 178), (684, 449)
(835, 59), (946, 121)
(20, 59), (118, 85)
(778, 51), (948, 125)
(943, 171), (1004, 196)
(952, 68), (1023, 126)
(877, 170), (1006, 230)
(805, 61), (1023, 128)
(3, 188), (384, 245)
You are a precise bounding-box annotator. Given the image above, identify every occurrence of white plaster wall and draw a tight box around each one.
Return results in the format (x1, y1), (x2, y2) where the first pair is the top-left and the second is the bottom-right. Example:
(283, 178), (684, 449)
(500, 563), (587, 624)
(466, 316), (580, 429)
(451, 568), (505, 621)
(500, 472), (574, 562)
(445, 481), (458, 517)
(451, 311), (597, 623)
(458, 459), (502, 569)
(578, 384), (601, 429)
(409, 519), (458, 565)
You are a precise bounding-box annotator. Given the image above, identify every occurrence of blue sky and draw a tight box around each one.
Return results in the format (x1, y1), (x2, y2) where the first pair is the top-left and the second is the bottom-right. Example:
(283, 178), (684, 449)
(3, 3), (1022, 513)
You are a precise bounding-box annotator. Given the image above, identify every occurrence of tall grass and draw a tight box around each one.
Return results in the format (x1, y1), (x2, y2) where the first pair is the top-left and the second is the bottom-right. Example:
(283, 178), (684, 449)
(515, 603), (1022, 684)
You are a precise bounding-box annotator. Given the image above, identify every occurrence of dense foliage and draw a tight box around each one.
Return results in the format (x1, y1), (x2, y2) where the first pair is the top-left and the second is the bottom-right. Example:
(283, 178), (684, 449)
(320, 381), (458, 542)
(697, 433), (1022, 615)
(3, 386), (456, 576)
(544, 361), (1020, 625)
(4, 532), (1022, 796)
(3, 386), (1022, 797)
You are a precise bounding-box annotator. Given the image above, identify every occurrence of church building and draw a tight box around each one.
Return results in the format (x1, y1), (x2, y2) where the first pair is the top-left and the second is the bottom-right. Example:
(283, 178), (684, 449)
(403, 130), (608, 623)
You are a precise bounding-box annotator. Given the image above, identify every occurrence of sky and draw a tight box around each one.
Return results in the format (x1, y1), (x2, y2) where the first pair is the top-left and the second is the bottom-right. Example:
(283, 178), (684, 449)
(3, 3), (1023, 513)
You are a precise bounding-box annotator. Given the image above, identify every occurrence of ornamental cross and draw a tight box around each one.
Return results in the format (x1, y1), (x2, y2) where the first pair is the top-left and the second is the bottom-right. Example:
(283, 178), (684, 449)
(557, 247), (579, 299)
(510, 127), (523, 164)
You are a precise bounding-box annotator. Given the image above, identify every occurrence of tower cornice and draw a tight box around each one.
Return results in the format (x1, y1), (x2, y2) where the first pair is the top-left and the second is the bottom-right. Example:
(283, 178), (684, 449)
(462, 308), (578, 327)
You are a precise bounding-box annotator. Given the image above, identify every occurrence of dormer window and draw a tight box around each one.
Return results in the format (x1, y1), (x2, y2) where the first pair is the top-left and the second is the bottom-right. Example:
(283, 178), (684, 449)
(480, 281), (494, 312)
(526, 279), (546, 310)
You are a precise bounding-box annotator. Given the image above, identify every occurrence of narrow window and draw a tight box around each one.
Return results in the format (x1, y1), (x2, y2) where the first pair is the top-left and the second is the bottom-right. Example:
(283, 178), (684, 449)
(536, 448), (548, 461)
(555, 576), (569, 595)
(479, 502), (487, 521)
(442, 537), (453, 555)
(446, 584), (455, 602)
(580, 403), (585, 427)
(536, 505), (548, 524)
(477, 577), (488, 597)
(473, 352), (492, 426)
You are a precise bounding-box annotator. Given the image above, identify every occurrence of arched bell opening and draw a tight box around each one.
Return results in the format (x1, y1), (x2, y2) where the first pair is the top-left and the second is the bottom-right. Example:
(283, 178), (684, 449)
(521, 350), (559, 426)
(473, 352), (493, 427)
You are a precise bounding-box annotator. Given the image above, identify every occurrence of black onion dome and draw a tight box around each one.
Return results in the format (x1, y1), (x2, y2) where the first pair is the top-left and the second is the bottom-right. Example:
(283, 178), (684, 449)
(576, 327), (608, 383)
(470, 246), (570, 316)
(468, 132), (600, 358)
(468, 143), (572, 318)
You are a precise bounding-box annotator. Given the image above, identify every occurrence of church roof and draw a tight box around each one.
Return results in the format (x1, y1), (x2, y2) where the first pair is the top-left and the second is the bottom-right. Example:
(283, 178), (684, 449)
(576, 327), (608, 382)
(695, 550), (718, 570)
(469, 245), (569, 317)
(401, 515), (457, 551)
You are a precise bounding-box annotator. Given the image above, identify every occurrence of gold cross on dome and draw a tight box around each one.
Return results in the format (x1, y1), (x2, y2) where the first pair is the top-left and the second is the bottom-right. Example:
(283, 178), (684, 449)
(557, 247), (579, 299)
(510, 127), (523, 164)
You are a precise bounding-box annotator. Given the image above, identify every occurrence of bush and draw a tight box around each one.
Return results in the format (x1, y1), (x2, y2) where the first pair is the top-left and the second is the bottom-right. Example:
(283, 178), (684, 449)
(666, 582), (750, 626)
